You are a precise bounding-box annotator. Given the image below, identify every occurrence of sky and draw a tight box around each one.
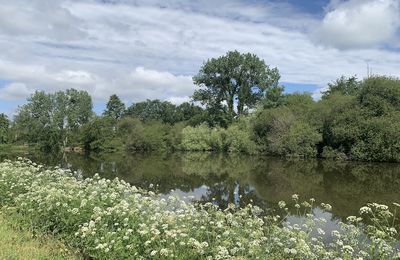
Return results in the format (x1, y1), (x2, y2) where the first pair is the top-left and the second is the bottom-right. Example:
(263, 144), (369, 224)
(0, 0), (400, 116)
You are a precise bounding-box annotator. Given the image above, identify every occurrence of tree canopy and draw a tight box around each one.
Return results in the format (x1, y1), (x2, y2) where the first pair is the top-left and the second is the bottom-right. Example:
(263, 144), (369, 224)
(13, 89), (92, 151)
(0, 113), (9, 144)
(193, 50), (280, 118)
(103, 94), (125, 120)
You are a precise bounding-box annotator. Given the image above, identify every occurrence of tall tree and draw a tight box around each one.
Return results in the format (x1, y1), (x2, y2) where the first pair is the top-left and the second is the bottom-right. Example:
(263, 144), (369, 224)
(193, 50), (280, 118)
(103, 94), (125, 120)
(13, 89), (93, 151)
(0, 113), (9, 144)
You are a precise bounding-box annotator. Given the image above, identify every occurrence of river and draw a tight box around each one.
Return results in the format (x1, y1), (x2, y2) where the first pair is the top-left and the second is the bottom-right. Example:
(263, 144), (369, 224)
(1, 150), (400, 238)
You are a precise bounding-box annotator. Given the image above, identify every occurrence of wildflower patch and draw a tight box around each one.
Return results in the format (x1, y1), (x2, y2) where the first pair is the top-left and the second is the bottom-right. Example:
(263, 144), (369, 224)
(0, 159), (399, 259)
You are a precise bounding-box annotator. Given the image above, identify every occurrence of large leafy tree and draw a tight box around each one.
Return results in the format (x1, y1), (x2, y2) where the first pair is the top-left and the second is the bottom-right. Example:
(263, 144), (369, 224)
(13, 89), (93, 151)
(193, 50), (280, 118)
(0, 113), (9, 144)
(103, 94), (125, 120)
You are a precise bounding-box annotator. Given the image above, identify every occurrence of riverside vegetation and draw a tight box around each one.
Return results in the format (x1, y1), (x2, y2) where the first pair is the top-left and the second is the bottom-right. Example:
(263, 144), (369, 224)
(0, 51), (400, 162)
(0, 159), (399, 259)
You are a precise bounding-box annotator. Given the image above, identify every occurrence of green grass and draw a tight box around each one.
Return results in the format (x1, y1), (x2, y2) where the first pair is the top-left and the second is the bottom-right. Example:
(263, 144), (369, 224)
(0, 212), (79, 260)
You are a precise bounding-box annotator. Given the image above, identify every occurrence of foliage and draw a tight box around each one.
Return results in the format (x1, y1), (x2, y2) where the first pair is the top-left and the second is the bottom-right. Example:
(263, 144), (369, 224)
(125, 100), (203, 125)
(322, 76), (361, 99)
(259, 85), (287, 109)
(103, 94), (125, 120)
(181, 124), (215, 151)
(321, 146), (347, 160)
(0, 159), (399, 259)
(193, 50), (280, 118)
(13, 89), (93, 152)
(0, 113), (9, 144)
(358, 76), (400, 116)
(81, 116), (118, 153)
(181, 121), (257, 153)
(119, 118), (171, 152)
(351, 115), (400, 162)
(277, 120), (322, 157)
(4, 56), (400, 163)
(316, 94), (362, 153)
(225, 119), (257, 153)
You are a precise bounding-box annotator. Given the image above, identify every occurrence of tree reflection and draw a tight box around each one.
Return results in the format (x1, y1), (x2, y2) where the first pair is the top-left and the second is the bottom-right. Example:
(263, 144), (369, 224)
(7, 151), (400, 222)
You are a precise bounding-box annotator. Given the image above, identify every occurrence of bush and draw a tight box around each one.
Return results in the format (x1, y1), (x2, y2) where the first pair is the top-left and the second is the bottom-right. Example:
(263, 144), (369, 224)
(81, 117), (118, 153)
(181, 124), (217, 151)
(251, 107), (295, 152)
(277, 120), (322, 158)
(225, 123), (257, 154)
(351, 116), (400, 162)
(358, 76), (400, 116)
(252, 108), (320, 157)
(321, 146), (347, 160)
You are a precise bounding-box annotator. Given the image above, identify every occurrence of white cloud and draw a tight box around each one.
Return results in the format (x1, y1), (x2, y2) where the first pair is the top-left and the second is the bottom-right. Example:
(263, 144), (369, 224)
(0, 82), (33, 100)
(316, 0), (400, 49)
(0, 0), (399, 114)
(54, 70), (96, 85)
(95, 67), (195, 104)
(0, 0), (86, 40)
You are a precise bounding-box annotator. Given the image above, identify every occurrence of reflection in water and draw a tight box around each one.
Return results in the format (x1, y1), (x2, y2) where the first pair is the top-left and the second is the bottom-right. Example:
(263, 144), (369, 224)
(1, 151), (400, 227)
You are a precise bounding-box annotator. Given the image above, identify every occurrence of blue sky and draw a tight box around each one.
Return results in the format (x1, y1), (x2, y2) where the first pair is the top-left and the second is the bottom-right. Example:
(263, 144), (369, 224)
(0, 0), (400, 117)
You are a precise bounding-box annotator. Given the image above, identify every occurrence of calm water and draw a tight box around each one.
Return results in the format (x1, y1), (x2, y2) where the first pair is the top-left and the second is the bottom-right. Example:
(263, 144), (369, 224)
(1, 150), (400, 237)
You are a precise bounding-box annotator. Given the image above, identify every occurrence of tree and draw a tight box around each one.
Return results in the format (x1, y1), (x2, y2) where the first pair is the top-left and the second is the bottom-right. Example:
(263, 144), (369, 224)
(54, 89), (93, 147)
(125, 99), (178, 124)
(13, 89), (93, 151)
(322, 76), (360, 99)
(175, 102), (204, 122)
(81, 116), (116, 152)
(358, 76), (400, 116)
(260, 85), (287, 109)
(0, 113), (9, 144)
(103, 94), (125, 120)
(193, 50), (280, 118)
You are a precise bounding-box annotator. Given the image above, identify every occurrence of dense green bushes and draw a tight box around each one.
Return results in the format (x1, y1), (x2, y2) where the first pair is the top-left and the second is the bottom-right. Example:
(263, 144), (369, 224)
(1, 159), (399, 259)
(180, 120), (256, 153)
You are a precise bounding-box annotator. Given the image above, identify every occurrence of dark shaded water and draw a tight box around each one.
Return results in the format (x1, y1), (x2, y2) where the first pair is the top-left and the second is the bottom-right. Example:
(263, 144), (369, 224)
(1, 150), (400, 234)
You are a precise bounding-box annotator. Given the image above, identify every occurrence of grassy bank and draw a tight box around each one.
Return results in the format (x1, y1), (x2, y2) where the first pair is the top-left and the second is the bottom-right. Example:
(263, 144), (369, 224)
(0, 212), (78, 260)
(0, 158), (399, 259)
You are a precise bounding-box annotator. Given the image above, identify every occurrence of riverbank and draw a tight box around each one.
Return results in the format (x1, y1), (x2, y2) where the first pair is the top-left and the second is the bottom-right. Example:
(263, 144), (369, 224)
(0, 158), (399, 259)
(0, 211), (78, 259)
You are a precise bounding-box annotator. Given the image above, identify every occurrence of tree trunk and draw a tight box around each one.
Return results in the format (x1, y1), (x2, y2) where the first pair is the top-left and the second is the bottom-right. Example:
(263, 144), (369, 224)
(227, 96), (234, 118)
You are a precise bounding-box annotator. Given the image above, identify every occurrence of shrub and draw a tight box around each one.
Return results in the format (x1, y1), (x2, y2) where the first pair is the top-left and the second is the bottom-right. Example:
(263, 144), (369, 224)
(120, 119), (170, 152)
(351, 116), (400, 162)
(225, 124), (257, 153)
(181, 124), (214, 151)
(321, 146), (347, 160)
(277, 120), (322, 158)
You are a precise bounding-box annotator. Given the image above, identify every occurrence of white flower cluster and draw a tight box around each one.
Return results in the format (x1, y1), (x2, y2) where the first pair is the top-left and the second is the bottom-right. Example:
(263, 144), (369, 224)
(0, 159), (399, 259)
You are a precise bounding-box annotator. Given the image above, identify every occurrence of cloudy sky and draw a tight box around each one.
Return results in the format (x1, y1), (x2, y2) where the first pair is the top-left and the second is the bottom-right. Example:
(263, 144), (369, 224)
(0, 0), (400, 116)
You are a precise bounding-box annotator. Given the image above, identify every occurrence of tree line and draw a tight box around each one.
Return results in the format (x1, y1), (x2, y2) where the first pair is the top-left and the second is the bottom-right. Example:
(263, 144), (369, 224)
(1, 50), (400, 162)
